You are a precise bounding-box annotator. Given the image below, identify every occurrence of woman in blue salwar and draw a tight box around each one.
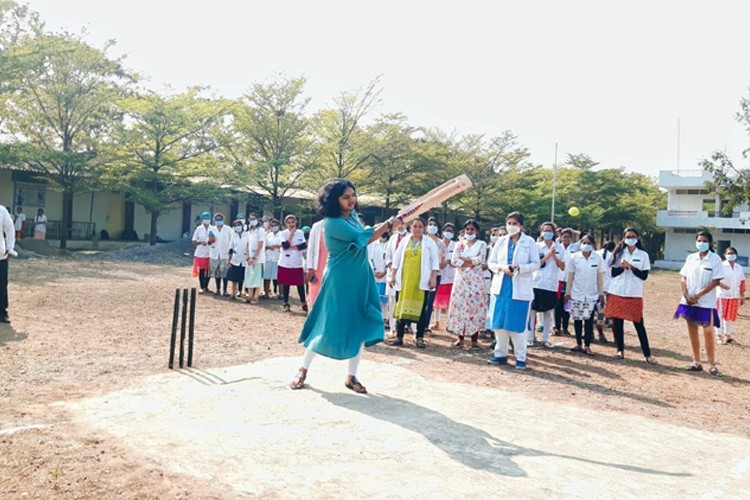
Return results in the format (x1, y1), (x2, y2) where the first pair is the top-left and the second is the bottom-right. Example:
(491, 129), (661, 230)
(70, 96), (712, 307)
(291, 178), (401, 393)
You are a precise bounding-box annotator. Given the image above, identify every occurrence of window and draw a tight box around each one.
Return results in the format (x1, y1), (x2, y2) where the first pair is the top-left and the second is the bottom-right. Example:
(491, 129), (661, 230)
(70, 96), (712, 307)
(674, 228), (697, 234)
(14, 185), (46, 209)
(675, 189), (709, 195)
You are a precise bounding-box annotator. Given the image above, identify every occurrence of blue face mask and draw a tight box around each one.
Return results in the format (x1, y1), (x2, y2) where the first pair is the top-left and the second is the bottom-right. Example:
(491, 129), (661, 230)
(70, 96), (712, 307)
(542, 231), (554, 241)
(696, 241), (710, 252)
(216, 220), (224, 226)
(581, 244), (593, 253)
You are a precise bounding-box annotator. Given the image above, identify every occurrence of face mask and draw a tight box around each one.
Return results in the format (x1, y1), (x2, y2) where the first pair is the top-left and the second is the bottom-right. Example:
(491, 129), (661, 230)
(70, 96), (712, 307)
(726, 254), (737, 262)
(696, 241), (709, 252)
(249, 219), (258, 227)
(427, 225), (439, 235)
(215, 220), (224, 226)
(465, 234), (477, 241)
(233, 226), (242, 234)
(624, 238), (637, 247)
(581, 244), (593, 253)
(202, 218), (211, 225)
(263, 221), (269, 229)
(271, 226), (279, 233)
(490, 236), (499, 243)
(542, 231), (554, 241)
(443, 231), (454, 240)
(506, 224), (520, 236)
(398, 229), (407, 236)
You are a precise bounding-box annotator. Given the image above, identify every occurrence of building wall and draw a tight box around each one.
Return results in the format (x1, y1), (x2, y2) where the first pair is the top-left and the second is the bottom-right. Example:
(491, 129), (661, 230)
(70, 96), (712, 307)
(0, 170), (12, 206)
(666, 191), (711, 211)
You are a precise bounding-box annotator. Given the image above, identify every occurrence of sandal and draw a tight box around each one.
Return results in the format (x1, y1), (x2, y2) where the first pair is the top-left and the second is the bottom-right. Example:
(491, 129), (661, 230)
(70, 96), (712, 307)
(615, 351), (625, 359)
(452, 340), (464, 348)
(584, 347), (595, 356)
(281, 304), (291, 312)
(709, 365), (721, 377)
(290, 370), (307, 390)
(345, 377), (367, 394)
(416, 338), (426, 349)
(250, 300), (259, 305)
(470, 342), (481, 352)
(645, 356), (658, 365)
(301, 303), (308, 312)
(685, 362), (703, 372)
(570, 345), (584, 353)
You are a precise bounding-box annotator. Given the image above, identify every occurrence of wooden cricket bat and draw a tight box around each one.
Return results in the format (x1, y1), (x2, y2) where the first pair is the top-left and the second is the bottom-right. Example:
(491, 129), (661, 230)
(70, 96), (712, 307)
(396, 174), (473, 223)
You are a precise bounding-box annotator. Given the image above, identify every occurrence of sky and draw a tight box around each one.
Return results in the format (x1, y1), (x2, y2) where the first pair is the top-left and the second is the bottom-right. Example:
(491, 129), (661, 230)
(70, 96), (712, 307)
(26, 0), (750, 178)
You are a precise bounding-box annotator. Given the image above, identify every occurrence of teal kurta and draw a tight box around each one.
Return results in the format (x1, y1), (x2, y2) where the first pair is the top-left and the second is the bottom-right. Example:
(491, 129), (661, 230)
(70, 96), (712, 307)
(298, 212), (384, 359)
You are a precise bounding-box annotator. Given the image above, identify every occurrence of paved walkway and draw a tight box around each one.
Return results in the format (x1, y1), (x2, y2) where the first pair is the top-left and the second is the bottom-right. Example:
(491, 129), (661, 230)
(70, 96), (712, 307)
(64, 357), (750, 499)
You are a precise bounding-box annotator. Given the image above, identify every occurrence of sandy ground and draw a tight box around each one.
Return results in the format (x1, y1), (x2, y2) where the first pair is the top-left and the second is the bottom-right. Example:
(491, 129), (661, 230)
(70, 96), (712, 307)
(1, 258), (750, 498)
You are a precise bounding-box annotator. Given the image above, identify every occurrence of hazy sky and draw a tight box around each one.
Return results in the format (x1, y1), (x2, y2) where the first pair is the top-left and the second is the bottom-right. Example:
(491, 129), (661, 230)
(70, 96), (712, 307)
(27, 0), (750, 177)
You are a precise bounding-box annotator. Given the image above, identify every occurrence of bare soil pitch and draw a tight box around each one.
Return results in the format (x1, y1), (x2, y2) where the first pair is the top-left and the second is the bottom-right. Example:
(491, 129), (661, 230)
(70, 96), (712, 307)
(1, 258), (749, 498)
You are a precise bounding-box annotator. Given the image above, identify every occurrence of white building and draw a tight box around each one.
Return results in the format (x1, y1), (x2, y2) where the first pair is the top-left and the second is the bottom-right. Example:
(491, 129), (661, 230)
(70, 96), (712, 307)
(656, 169), (750, 268)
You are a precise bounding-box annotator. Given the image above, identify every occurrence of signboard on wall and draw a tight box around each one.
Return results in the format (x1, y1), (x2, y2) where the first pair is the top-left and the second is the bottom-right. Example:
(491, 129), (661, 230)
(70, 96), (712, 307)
(14, 184), (46, 209)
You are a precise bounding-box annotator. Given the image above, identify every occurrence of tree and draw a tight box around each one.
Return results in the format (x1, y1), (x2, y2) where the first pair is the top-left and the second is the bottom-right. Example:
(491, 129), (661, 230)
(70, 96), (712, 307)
(104, 88), (231, 245)
(308, 76), (382, 187)
(228, 76), (313, 217)
(703, 87), (750, 220)
(0, 30), (133, 248)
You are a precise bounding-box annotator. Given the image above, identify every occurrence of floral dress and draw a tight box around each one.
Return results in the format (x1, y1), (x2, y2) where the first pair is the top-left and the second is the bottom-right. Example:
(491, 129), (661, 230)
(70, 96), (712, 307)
(447, 240), (488, 336)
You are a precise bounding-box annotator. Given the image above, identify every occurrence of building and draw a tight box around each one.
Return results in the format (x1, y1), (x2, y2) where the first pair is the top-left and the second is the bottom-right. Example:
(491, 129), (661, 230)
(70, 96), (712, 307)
(655, 169), (750, 268)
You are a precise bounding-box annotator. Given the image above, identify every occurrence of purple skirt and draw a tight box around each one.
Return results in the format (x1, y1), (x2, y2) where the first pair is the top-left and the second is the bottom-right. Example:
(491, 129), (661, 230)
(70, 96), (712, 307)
(673, 304), (721, 328)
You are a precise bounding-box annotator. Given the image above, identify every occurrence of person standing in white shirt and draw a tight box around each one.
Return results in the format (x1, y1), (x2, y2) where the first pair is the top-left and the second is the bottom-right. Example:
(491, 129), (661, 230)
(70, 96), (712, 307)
(244, 213), (266, 304)
(717, 246), (745, 344)
(14, 207), (26, 241)
(432, 223), (456, 331)
(33, 208), (47, 240)
(674, 231), (724, 376)
(565, 234), (606, 355)
(278, 214), (308, 312)
(604, 227), (656, 364)
(226, 219), (248, 299)
(368, 232), (390, 324)
(595, 240), (615, 343)
(532, 222), (566, 347)
(263, 220), (282, 299)
(1, 204), (16, 323)
(192, 211), (213, 293)
(209, 213), (233, 296)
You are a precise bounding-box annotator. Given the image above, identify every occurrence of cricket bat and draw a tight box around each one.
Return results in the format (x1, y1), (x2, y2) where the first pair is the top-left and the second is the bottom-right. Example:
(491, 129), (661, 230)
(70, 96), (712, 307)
(396, 174), (473, 223)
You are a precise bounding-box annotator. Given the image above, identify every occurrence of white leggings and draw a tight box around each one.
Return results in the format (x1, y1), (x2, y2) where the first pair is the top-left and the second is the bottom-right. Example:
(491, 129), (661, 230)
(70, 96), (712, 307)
(721, 320), (734, 336)
(539, 310), (554, 341)
(301, 346), (363, 376)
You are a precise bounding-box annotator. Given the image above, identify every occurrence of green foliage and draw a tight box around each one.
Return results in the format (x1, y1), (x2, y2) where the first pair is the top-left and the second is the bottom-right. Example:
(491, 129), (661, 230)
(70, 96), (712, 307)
(228, 75), (313, 217)
(104, 88), (232, 244)
(0, 28), (133, 247)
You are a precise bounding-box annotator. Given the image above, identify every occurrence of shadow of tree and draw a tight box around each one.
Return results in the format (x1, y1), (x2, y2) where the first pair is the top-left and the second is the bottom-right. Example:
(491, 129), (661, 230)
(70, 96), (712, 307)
(312, 389), (691, 478)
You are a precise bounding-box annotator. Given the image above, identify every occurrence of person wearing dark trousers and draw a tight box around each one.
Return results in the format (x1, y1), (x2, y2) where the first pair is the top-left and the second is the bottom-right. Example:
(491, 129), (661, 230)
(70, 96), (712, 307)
(388, 218), (439, 349)
(191, 211), (213, 293)
(565, 234), (605, 355)
(554, 228), (575, 335)
(1, 204), (16, 323)
(604, 227), (657, 364)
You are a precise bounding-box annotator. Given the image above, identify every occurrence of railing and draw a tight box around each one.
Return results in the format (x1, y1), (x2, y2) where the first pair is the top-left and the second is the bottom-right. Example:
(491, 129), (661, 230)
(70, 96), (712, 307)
(666, 169), (707, 177)
(665, 210), (699, 217)
(24, 220), (97, 240)
(707, 211), (741, 219)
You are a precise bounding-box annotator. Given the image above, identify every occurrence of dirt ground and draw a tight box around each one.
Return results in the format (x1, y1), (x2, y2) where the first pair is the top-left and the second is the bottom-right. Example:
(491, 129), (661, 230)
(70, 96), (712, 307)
(1, 257), (749, 498)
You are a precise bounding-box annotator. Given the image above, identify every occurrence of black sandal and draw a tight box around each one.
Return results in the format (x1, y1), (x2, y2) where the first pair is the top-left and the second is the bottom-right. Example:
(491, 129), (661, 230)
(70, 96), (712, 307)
(290, 370), (307, 390)
(345, 377), (367, 394)
(416, 338), (426, 349)
(570, 345), (584, 353)
(685, 362), (703, 372)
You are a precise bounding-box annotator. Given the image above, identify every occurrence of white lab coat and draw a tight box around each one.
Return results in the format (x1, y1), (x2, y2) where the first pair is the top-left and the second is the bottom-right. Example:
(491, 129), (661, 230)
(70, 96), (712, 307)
(391, 235), (440, 292)
(487, 233), (540, 301)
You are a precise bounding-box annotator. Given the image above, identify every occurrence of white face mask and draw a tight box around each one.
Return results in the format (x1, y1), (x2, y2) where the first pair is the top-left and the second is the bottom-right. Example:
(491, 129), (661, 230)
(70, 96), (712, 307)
(506, 224), (521, 236)
(398, 229), (407, 236)
(249, 219), (258, 227)
(233, 226), (242, 234)
(624, 237), (638, 247)
(464, 234), (477, 241)
(202, 218), (211, 225)
(726, 254), (737, 262)
(427, 225), (439, 235)
(443, 231), (454, 240)
(263, 221), (269, 229)
(271, 225), (279, 233)
(581, 244), (593, 253)
(490, 235), (499, 243)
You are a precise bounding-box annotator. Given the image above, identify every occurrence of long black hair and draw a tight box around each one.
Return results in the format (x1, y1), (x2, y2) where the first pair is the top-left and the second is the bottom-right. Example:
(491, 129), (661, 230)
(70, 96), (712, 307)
(610, 227), (644, 266)
(316, 178), (357, 218)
